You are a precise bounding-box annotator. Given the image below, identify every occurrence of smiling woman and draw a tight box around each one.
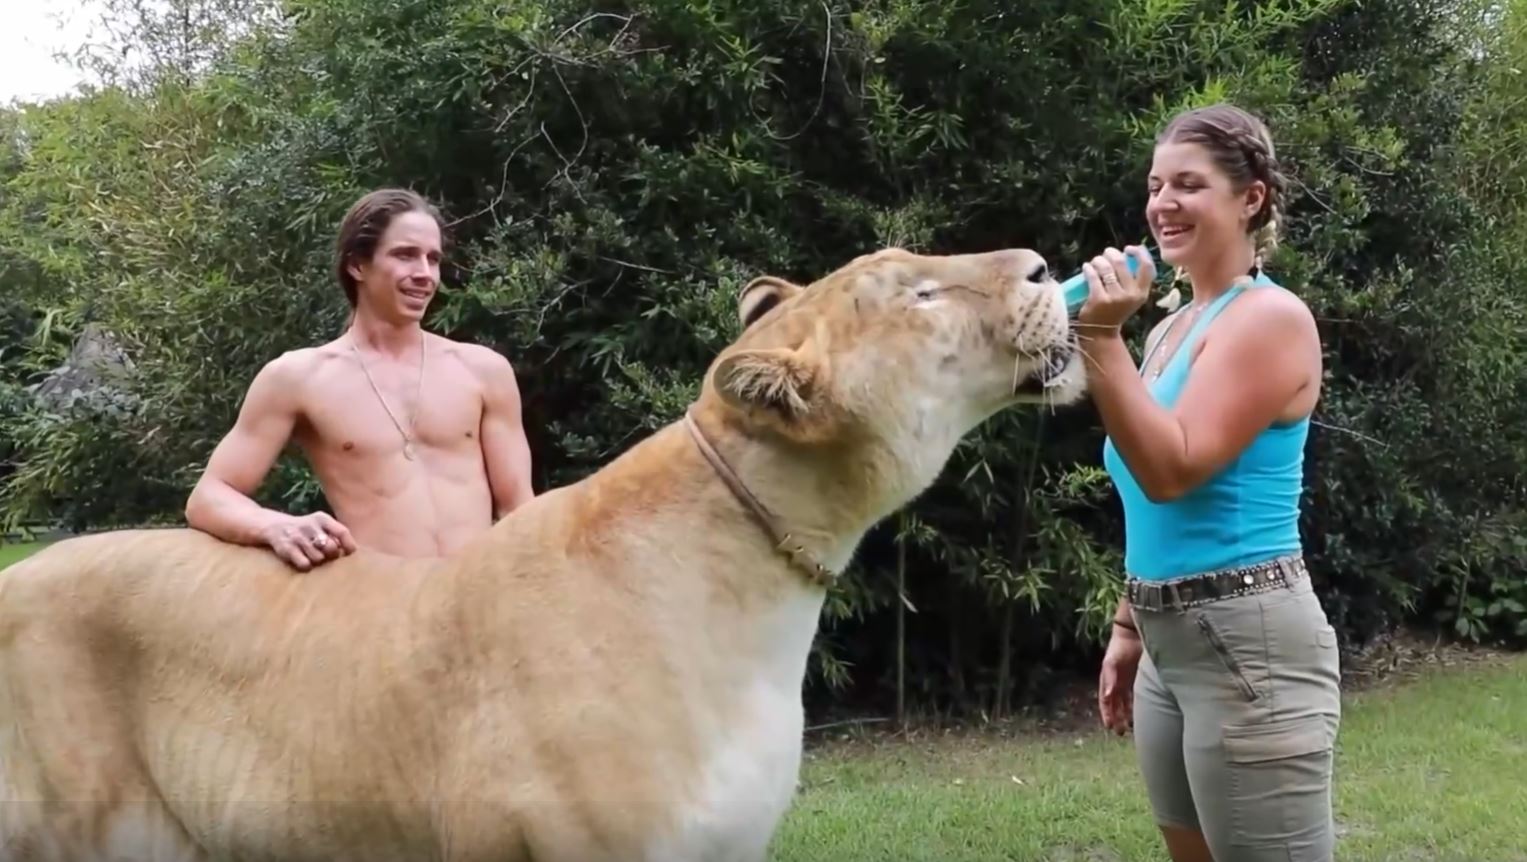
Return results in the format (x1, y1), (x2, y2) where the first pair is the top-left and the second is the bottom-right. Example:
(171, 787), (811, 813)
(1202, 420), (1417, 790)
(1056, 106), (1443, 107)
(1072, 103), (1339, 862)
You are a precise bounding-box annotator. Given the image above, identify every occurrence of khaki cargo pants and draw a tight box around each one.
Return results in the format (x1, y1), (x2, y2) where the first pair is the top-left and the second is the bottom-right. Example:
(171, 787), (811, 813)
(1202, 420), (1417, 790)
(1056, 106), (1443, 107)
(1130, 560), (1343, 861)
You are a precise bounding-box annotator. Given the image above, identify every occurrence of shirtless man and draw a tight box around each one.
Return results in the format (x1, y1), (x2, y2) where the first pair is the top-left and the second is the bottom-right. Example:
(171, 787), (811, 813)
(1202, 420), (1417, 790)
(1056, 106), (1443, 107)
(184, 188), (536, 571)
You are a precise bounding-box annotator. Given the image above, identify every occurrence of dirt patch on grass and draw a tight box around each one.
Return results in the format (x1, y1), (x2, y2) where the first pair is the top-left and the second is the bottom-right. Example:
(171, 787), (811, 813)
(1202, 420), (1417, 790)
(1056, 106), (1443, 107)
(1338, 626), (1521, 691)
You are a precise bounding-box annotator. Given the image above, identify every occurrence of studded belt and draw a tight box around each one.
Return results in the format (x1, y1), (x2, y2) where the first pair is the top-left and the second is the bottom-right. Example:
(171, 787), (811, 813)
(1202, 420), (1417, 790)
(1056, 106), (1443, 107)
(1126, 555), (1307, 612)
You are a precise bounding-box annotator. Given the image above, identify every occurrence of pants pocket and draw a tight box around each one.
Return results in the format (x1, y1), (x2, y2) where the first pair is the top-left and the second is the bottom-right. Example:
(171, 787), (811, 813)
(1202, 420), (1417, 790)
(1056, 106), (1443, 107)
(1317, 624), (1337, 649)
(1196, 613), (1261, 702)
(1222, 713), (1336, 857)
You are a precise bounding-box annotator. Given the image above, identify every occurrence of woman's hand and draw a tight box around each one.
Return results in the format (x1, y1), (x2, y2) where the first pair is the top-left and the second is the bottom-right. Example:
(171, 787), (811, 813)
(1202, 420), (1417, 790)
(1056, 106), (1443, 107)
(1098, 624), (1144, 735)
(1078, 245), (1156, 334)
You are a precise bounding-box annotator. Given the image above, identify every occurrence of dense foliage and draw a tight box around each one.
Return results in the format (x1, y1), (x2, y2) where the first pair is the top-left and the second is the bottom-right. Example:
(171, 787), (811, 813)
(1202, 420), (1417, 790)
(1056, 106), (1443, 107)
(2, 0), (1524, 719)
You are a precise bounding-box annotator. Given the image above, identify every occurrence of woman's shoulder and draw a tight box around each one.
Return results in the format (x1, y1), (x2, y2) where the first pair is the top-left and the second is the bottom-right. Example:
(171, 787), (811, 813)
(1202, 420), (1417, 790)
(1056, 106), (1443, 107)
(1233, 274), (1314, 320)
(1217, 276), (1320, 349)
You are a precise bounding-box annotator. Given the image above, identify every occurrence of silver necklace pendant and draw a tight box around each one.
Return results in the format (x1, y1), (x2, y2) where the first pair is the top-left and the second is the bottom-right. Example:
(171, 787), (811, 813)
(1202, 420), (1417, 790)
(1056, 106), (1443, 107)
(1149, 302), (1206, 381)
(351, 332), (426, 463)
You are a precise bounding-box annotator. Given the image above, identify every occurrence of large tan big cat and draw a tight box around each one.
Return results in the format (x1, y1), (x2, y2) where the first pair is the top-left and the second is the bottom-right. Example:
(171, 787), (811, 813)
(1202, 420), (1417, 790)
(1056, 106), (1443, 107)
(0, 246), (1087, 861)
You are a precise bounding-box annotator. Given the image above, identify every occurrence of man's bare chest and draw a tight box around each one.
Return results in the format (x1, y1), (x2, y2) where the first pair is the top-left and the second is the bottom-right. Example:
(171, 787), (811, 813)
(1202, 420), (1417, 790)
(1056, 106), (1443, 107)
(299, 360), (486, 459)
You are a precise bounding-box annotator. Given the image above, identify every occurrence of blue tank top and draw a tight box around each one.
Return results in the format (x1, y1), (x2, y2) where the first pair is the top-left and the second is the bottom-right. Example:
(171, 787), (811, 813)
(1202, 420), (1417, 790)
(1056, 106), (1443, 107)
(1101, 273), (1308, 581)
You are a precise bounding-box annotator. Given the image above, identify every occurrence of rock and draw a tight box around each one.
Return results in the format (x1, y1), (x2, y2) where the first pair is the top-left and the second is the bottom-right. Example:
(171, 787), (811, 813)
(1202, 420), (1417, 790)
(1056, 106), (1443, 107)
(28, 324), (137, 412)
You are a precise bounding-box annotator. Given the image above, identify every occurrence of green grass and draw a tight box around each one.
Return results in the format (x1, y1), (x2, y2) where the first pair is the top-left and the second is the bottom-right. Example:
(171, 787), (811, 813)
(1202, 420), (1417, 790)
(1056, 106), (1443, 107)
(771, 655), (1527, 862)
(0, 541), (45, 570)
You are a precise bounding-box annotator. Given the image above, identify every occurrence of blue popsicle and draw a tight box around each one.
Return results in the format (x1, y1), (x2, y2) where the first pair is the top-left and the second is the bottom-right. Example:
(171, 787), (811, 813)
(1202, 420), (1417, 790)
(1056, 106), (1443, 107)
(1059, 247), (1157, 316)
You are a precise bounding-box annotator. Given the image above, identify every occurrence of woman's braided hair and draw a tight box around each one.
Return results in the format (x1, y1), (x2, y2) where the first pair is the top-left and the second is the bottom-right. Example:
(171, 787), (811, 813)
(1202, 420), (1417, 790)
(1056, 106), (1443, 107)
(1157, 103), (1287, 265)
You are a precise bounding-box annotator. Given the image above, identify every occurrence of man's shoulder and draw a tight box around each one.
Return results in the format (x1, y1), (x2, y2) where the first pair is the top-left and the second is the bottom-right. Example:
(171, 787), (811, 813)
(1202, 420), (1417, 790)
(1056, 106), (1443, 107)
(435, 335), (516, 378)
(246, 343), (352, 405)
(259, 343), (345, 379)
(430, 337), (524, 412)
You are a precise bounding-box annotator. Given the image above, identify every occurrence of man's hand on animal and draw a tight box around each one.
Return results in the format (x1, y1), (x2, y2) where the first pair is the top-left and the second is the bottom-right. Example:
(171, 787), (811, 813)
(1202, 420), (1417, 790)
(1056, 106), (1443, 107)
(257, 511), (357, 571)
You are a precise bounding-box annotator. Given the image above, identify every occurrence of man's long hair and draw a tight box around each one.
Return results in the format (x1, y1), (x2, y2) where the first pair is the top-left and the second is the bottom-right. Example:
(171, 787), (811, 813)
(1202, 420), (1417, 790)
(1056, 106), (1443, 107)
(333, 188), (446, 309)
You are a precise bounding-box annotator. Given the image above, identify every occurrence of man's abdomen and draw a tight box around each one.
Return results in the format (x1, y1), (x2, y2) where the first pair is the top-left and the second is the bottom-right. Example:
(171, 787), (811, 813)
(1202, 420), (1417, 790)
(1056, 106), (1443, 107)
(324, 450), (496, 558)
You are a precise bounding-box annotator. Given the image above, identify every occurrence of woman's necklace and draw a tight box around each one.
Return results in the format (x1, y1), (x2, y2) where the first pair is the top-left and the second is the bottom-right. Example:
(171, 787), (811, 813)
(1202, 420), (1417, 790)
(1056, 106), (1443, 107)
(1144, 264), (1260, 381)
(1146, 301), (1208, 381)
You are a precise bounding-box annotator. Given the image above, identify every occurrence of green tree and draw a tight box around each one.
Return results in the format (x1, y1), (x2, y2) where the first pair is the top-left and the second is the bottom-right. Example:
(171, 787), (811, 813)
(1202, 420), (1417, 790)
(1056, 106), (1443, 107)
(1, 0), (1522, 718)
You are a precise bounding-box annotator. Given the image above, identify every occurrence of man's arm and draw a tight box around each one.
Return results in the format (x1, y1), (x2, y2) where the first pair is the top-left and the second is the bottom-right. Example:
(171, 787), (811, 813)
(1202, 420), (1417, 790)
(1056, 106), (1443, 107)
(185, 355), (299, 543)
(185, 353), (355, 567)
(474, 348), (536, 520)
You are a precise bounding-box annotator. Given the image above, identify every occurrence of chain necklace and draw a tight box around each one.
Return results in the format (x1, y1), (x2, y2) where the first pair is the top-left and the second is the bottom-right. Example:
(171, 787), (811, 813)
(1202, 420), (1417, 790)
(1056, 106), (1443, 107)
(1145, 301), (1208, 381)
(351, 331), (426, 461)
(1143, 264), (1261, 381)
